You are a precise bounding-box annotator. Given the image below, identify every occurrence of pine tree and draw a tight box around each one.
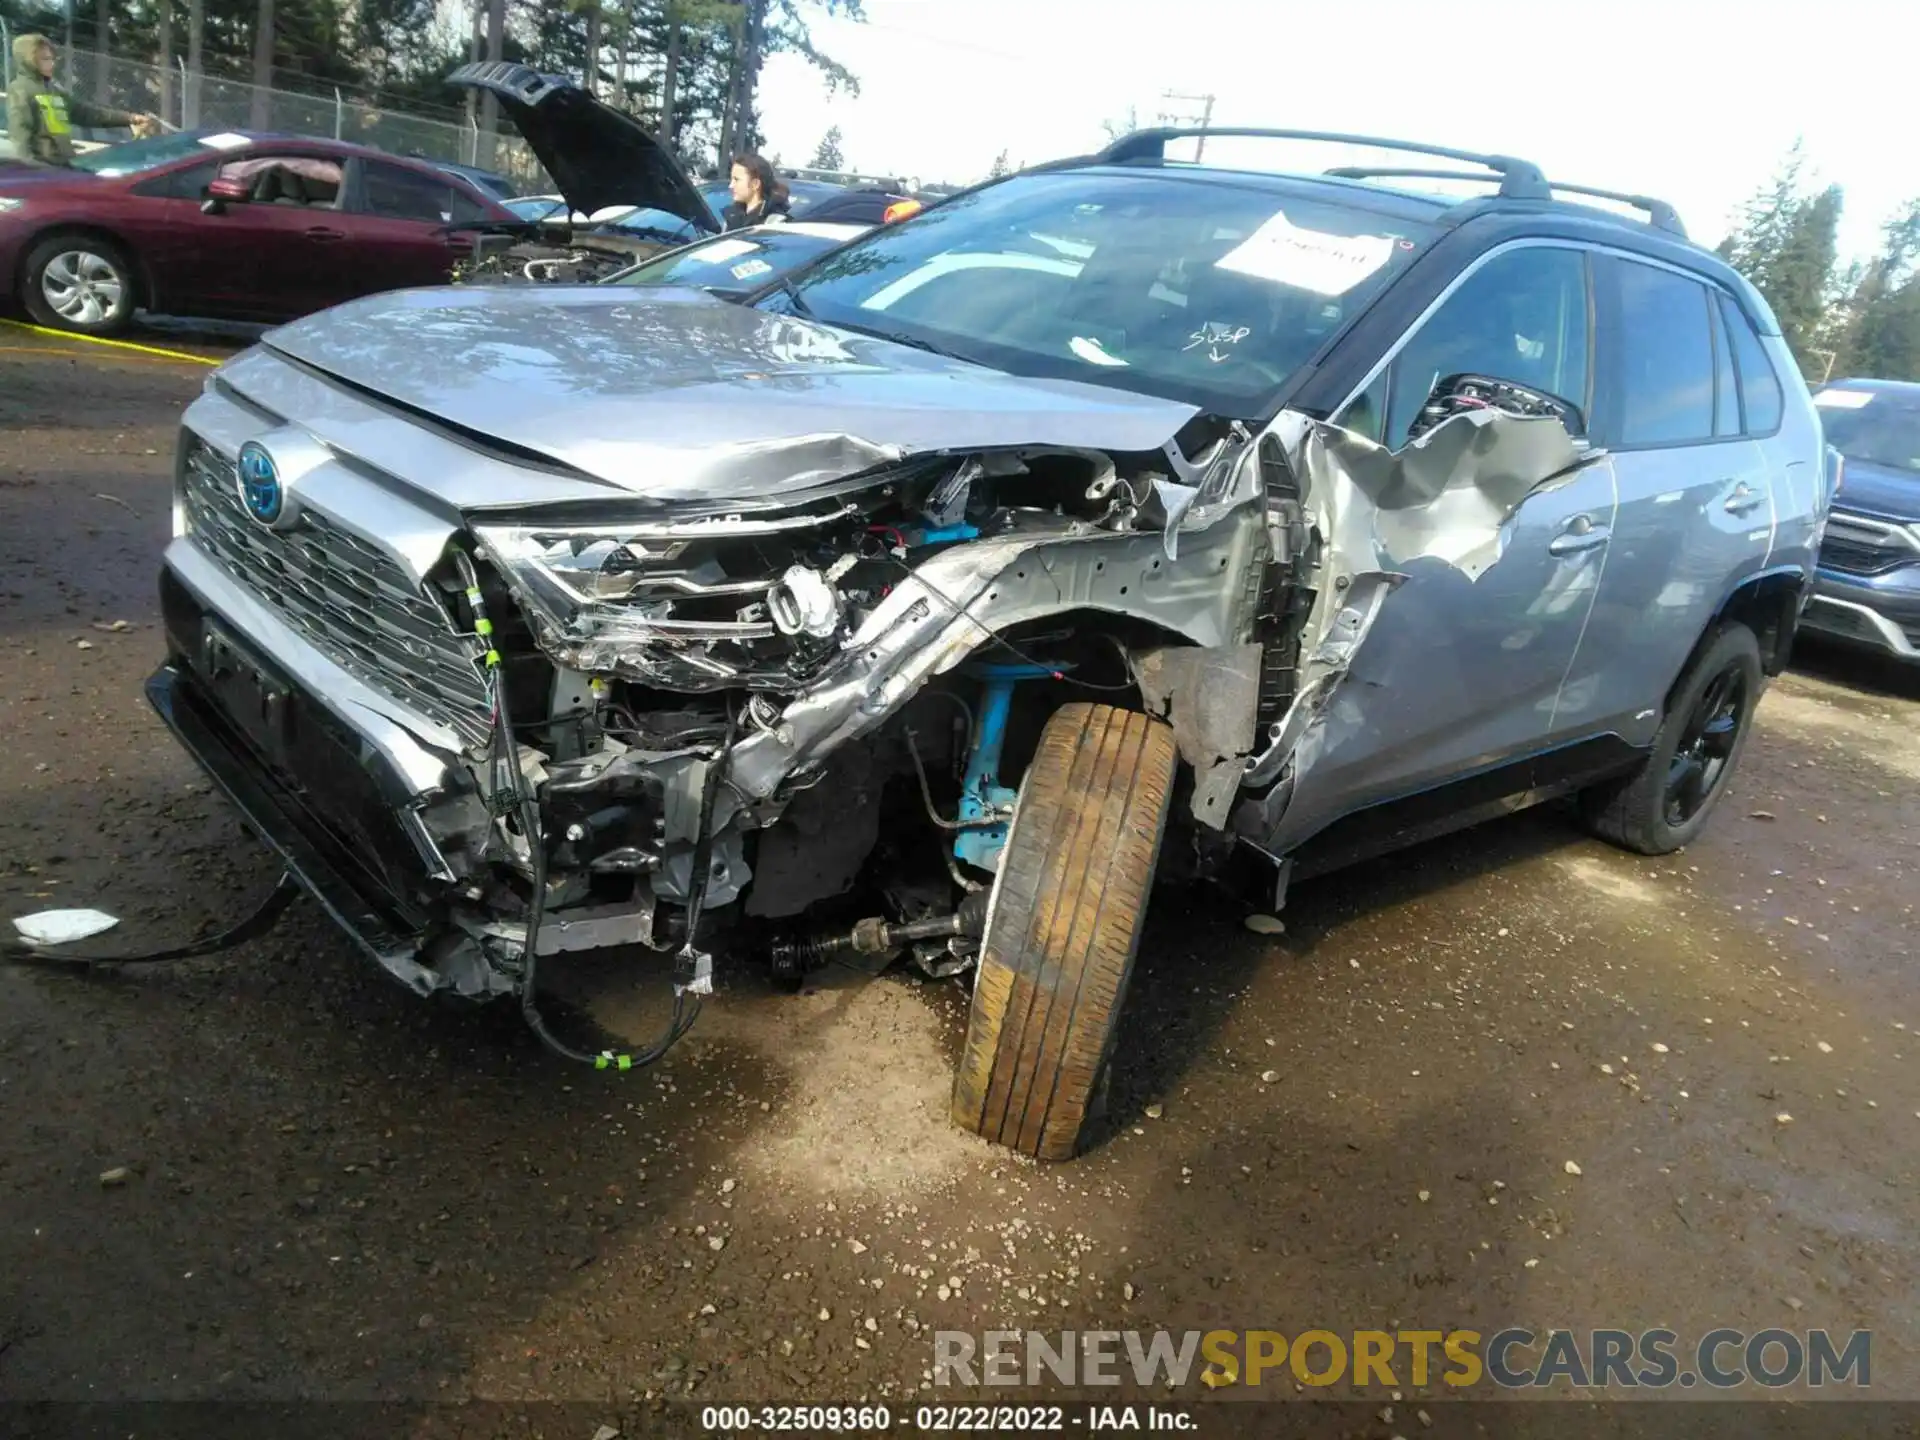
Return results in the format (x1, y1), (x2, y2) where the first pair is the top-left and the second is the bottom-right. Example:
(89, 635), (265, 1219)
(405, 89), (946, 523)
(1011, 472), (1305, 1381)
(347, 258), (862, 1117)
(809, 123), (842, 169)
(1831, 199), (1920, 381)
(987, 148), (1010, 179)
(1718, 144), (1844, 379)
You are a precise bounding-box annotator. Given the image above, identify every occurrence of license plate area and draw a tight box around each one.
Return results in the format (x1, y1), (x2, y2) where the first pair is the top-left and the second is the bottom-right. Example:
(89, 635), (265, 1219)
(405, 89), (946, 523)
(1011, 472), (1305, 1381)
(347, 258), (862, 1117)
(196, 619), (301, 772)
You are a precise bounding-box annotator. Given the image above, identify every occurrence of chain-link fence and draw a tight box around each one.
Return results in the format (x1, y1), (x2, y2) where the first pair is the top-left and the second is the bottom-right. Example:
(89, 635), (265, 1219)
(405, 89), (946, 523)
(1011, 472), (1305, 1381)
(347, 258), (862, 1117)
(2, 25), (549, 192)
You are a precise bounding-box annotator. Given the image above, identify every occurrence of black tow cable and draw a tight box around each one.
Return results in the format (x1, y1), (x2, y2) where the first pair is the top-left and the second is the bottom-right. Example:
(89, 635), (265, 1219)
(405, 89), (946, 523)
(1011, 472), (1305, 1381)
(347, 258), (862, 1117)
(4, 871), (302, 968)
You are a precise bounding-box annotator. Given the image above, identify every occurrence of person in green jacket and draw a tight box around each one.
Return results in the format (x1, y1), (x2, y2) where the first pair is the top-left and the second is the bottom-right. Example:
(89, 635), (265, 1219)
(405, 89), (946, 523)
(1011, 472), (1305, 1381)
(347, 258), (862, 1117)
(7, 33), (157, 167)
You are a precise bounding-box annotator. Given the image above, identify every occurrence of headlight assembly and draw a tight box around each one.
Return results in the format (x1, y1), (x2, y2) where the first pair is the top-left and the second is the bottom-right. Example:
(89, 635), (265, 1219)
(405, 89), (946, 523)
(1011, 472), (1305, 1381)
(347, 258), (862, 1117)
(472, 503), (866, 687)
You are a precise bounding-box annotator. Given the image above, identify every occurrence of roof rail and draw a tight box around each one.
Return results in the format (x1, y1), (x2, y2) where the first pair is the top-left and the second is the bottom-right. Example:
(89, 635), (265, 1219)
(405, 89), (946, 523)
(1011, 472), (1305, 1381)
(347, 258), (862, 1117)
(1544, 181), (1686, 237)
(1322, 165), (1687, 237)
(1097, 127), (1551, 200)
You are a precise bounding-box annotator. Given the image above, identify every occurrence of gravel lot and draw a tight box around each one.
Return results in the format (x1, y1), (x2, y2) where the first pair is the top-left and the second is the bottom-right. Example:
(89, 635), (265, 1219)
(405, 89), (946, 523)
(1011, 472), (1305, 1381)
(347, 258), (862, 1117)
(3, 330), (1918, 1436)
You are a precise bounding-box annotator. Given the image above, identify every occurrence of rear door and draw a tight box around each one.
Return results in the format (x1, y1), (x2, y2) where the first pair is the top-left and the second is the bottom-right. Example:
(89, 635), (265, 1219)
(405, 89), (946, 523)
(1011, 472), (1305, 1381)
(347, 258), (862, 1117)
(335, 160), (491, 297)
(1560, 256), (1775, 747)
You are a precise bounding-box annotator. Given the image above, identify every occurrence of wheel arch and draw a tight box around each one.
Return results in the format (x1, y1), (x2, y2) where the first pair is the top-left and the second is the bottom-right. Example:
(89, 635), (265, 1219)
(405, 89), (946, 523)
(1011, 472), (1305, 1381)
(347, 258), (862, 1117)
(1663, 565), (1808, 716)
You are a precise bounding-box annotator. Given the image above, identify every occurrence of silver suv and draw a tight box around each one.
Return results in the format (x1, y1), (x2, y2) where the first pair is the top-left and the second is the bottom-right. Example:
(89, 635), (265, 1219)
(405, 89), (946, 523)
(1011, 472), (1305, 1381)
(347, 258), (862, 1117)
(147, 92), (1833, 1160)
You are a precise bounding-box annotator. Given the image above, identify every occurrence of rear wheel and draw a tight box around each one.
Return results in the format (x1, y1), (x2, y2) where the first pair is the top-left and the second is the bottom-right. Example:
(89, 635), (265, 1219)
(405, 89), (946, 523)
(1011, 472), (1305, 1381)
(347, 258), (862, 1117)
(23, 235), (137, 335)
(950, 703), (1177, 1161)
(1579, 624), (1763, 854)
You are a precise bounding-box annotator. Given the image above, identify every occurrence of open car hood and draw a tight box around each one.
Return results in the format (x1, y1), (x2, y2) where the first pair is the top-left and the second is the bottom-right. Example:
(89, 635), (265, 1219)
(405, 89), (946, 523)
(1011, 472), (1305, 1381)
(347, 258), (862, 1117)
(447, 61), (721, 235)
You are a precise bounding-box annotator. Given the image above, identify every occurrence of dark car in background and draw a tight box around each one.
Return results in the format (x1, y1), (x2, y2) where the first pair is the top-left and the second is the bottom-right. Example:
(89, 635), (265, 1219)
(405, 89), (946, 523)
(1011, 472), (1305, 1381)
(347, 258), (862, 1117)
(0, 128), (518, 333)
(431, 159), (517, 202)
(439, 63), (921, 286)
(1801, 378), (1920, 663)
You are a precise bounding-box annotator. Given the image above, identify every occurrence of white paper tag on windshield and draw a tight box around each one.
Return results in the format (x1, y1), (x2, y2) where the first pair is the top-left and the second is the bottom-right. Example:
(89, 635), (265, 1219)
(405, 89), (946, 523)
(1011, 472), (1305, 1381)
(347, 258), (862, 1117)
(687, 238), (758, 265)
(731, 258), (774, 280)
(197, 132), (251, 151)
(1813, 388), (1874, 409)
(1069, 335), (1129, 367)
(1215, 212), (1396, 296)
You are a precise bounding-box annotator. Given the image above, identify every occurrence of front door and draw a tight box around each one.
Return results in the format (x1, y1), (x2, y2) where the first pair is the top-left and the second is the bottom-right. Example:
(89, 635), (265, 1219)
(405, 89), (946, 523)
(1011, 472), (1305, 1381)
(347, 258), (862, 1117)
(187, 151), (353, 318)
(1270, 242), (1611, 853)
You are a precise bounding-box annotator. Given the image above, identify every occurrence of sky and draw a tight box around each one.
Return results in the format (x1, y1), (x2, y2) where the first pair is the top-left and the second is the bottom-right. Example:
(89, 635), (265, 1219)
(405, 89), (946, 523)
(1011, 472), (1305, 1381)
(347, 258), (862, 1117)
(757, 0), (1919, 263)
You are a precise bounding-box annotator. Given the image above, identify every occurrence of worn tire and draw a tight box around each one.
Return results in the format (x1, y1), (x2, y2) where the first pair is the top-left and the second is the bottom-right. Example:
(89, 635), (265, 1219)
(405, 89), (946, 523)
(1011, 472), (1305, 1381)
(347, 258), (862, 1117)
(22, 233), (137, 335)
(951, 703), (1177, 1161)
(1578, 623), (1763, 855)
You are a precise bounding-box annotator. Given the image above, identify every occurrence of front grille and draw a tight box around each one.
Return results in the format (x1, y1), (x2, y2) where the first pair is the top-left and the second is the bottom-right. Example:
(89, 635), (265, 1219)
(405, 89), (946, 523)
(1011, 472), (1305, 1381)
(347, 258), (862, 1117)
(1820, 513), (1918, 577)
(181, 438), (493, 749)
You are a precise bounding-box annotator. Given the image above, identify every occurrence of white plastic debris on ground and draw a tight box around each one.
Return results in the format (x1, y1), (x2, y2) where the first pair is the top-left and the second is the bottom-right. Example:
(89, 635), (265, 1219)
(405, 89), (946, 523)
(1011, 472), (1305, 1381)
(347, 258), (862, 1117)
(12, 909), (120, 945)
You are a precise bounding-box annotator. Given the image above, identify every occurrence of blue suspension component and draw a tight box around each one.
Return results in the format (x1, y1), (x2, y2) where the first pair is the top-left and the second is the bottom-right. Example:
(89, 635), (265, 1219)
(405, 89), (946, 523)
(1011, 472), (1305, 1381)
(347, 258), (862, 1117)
(953, 662), (1056, 874)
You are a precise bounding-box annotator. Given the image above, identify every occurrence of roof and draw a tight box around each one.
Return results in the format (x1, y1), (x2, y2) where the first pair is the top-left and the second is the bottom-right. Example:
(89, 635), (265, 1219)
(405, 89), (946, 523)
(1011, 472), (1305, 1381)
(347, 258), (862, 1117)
(1081, 127), (1691, 239)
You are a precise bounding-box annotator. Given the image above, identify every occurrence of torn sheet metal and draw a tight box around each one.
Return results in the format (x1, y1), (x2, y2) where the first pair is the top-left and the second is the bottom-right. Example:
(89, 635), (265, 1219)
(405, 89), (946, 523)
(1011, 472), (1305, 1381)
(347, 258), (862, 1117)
(1285, 407), (1595, 583)
(1132, 643), (1262, 828)
(1239, 406), (1596, 800)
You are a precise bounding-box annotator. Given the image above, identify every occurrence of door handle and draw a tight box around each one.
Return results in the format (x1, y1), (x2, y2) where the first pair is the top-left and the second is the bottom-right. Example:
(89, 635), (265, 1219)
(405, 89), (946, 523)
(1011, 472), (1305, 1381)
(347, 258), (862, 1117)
(305, 226), (347, 242)
(1548, 521), (1610, 556)
(1723, 481), (1765, 516)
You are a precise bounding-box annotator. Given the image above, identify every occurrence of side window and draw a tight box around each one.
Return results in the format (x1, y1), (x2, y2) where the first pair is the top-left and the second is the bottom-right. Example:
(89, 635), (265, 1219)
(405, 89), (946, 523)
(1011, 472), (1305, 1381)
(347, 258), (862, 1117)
(443, 183), (495, 226)
(1710, 299), (1741, 438)
(1718, 292), (1784, 434)
(362, 162), (459, 224)
(1613, 261), (1715, 445)
(215, 154), (344, 209)
(132, 162), (215, 200)
(1378, 246), (1590, 447)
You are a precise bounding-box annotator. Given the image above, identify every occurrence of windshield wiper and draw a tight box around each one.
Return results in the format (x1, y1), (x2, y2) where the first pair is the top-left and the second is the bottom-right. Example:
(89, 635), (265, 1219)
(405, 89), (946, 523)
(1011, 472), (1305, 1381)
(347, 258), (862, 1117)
(841, 322), (977, 365)
(774, 276), (815, 317)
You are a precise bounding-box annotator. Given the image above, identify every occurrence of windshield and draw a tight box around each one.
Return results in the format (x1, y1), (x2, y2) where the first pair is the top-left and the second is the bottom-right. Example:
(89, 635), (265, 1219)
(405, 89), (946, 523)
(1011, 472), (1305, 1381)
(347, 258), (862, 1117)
(1818, 391), (1920, 475)
(602, 207), (701, 244)
(71, 130), (252, 177)
(610, 229), (849, 291)
(771, 170), (1434, 416)
(503, 197), (565, 222)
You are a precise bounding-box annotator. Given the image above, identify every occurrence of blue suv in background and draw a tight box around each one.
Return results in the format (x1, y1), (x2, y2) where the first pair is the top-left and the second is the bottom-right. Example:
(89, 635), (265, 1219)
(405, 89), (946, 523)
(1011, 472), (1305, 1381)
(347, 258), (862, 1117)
(1802, 379), (1920, 664)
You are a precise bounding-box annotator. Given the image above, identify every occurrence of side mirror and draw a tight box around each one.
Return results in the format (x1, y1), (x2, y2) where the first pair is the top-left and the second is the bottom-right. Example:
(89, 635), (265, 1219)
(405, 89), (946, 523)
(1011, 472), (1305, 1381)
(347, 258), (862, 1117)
(201, 176), (250, 214)
(1410, 373), (1584, 442)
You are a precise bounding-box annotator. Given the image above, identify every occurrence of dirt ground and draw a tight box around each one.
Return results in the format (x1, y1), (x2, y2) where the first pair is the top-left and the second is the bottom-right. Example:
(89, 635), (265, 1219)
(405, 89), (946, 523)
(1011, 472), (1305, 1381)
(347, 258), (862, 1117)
(3, 330), (1919, 1437)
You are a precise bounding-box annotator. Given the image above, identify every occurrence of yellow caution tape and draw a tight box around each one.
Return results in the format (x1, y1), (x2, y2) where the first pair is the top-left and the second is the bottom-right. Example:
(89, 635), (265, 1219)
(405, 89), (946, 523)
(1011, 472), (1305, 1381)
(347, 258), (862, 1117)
(0, 317), (220, 366)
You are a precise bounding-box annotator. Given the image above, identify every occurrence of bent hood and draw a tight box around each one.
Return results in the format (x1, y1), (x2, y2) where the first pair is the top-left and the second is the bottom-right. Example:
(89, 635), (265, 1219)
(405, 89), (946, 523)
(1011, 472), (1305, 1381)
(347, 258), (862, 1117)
(447, 61), (720, 235)
(259, 284), (1202, 502)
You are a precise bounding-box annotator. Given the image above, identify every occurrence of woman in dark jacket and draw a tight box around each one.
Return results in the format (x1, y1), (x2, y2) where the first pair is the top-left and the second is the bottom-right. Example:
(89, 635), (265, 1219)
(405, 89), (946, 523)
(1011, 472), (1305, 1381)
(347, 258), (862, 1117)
(721, 152), (792, 231)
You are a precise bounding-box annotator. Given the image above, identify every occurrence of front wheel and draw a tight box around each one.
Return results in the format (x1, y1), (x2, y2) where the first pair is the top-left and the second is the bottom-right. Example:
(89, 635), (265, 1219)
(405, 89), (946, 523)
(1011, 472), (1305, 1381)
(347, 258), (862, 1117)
(23, 235), (137, 335)
(1579, 623), (1763, 854)
(950, 703), (1177, 1161)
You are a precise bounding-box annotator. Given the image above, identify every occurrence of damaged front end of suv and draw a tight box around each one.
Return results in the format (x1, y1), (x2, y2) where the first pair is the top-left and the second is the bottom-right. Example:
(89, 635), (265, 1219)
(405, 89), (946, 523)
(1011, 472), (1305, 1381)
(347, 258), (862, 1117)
(149, 118), (1682, 1157)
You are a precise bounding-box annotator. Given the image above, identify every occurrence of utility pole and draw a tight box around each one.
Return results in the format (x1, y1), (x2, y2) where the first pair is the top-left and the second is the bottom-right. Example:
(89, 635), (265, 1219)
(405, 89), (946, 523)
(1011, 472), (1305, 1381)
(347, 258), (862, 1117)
(1158, 89), (1215, 160)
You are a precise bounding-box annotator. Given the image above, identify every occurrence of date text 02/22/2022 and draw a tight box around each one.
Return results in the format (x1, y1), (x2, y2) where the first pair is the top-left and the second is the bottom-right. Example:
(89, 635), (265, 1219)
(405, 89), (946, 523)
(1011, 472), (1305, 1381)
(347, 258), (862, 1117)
(696, 1404), (1198, 1430)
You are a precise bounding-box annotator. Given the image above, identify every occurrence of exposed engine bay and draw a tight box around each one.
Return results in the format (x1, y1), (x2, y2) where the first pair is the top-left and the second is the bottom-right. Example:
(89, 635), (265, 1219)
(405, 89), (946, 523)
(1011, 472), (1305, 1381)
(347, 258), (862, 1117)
(387, 432), (1277, 1010)
(451, 221), (679, 288)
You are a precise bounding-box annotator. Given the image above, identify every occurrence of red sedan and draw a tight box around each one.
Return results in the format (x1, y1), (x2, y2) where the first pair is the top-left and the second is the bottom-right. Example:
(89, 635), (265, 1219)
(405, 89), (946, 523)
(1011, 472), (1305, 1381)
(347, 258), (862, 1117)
(0, 129), (518, 334)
